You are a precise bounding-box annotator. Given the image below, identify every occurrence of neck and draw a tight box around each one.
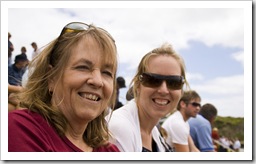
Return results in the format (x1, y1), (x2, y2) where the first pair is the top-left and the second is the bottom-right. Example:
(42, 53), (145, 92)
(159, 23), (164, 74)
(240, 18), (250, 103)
(65, 123), (92, 152)
(179, 110), (189, 122)
(137, 105), (158, 134)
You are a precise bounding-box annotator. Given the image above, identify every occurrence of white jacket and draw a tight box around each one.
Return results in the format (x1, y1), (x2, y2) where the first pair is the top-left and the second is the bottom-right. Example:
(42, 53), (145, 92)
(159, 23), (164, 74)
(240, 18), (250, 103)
(106, 100), (170, 152)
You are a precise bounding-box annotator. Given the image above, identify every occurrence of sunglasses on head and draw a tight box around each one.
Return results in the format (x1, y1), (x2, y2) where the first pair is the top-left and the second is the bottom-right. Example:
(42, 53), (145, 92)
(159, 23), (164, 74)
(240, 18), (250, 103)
(50, 22), (115, 66)
(188, 102), (201, 108)
(139, 72), (185, 90)
(59, 22), (115, 42)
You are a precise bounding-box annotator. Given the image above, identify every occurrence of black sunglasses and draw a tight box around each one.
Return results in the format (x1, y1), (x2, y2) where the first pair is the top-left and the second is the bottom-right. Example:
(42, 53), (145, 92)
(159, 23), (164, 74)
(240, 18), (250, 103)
(59, 22), (115, 42)
(188, 102), (201, 108)
(139, 72), (185, 90)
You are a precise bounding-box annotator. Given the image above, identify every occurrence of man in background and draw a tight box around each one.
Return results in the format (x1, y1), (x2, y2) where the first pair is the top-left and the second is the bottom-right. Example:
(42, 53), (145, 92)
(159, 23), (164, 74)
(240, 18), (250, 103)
(8, 54), (28, 111)
(8, 53), (28, 86)
(162, 90), (201, 152)
(188, 103), (218, 152)
(113, 76), (126, 110)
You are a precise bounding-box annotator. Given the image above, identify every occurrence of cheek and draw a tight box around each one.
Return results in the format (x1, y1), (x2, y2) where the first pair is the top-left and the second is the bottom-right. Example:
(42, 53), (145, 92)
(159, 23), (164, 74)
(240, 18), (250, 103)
(104, 81), (114, 98)
(173, 90), (183, 102)
(137, 86), (152, 99)
(166, 89), (181, 104)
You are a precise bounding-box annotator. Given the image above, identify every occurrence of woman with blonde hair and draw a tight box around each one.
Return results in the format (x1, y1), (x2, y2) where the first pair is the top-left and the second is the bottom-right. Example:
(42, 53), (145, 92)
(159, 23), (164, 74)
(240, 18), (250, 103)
(107, 43), (188, 152)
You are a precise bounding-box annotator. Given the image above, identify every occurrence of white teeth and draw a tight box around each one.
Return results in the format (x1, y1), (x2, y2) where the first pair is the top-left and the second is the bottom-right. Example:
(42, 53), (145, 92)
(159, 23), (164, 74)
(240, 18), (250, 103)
(154, 99), (168, 105)
(82, 93), (99, 101)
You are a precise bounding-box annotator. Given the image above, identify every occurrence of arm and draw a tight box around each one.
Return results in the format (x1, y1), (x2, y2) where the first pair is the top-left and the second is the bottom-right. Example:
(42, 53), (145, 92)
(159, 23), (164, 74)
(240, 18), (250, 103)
(8, 84), (23, 111)
(171, 125), (191, 152)
(164, 116), (191, 152)
(188, 135), (200, 152)
(173, 143), (190, 152)
(197, 124), (215, 152)
(174, 135), (200, 152)
(8, 84), (23, 93)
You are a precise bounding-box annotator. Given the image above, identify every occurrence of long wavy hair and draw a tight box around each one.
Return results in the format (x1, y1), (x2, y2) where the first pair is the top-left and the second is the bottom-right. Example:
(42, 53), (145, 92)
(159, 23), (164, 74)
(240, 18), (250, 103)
(19, 24), (117, 148)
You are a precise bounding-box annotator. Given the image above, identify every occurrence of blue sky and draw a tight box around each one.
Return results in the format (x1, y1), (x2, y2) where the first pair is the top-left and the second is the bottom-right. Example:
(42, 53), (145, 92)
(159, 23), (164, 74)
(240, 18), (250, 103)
(5, 2), (251, 119)
(1, 0), (252, 161)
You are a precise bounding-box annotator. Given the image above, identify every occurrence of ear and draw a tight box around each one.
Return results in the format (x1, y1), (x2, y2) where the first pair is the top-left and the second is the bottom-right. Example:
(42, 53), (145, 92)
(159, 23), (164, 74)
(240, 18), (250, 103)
(180, 100), (187, 109)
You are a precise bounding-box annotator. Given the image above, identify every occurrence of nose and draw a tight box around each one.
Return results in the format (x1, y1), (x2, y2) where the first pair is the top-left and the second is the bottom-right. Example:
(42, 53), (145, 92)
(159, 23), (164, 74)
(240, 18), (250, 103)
(157, 80), (169, 93)
(196, 105), (201, 111)
(87, 69), (104, 88)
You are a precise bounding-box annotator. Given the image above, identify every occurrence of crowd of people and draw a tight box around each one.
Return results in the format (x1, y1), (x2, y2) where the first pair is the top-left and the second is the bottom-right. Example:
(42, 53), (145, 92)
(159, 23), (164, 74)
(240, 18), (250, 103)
(8, 32), (41, 112)
(213, 133), (242, 152)
(8, 22), (242, 153)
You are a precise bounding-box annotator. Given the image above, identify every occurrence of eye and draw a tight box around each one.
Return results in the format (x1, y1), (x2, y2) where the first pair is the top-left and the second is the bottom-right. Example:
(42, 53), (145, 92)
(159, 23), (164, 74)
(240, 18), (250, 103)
(102, 70), (113, 78)
(75, 65), (90, 70)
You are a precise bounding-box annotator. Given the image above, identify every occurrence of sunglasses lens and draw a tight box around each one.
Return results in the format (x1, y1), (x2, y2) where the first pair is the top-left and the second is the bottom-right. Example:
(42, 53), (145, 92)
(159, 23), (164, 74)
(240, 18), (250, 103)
(190, 102), (201, 108)
(166, 77), (184, 90)
(140, 73), (184, 90)
(60, 22), (90, 35)
(141, 73), (162, 88)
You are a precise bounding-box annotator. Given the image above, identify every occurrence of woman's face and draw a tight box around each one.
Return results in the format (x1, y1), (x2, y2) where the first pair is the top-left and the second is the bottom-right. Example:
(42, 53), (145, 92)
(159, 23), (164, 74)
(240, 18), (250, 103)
(50, 37), (114, 124)
(137, 55), (183, 121)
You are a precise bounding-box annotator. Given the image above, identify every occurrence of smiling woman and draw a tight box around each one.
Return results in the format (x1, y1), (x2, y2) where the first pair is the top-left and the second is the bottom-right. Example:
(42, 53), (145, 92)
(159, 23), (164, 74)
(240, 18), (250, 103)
(8, 22), (120, 152)
(106, 42), (188, 152)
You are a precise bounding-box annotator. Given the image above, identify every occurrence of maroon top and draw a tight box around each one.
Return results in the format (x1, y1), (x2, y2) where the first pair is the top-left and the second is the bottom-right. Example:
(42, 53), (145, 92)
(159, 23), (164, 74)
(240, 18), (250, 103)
(8, 109), (119, 152)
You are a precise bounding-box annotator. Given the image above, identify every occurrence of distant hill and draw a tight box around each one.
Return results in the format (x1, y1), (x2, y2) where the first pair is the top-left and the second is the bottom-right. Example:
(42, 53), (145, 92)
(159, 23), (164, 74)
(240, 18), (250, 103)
(213, 116), (244, 144)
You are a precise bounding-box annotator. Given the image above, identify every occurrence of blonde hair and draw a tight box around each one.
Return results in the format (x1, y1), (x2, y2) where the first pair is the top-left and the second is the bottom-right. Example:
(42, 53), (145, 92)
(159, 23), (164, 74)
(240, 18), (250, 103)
(19, 24), (117, 148)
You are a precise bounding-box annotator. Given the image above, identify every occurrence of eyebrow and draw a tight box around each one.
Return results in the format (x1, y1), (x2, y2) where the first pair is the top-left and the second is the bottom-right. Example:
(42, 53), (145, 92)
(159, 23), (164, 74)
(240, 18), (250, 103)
(77, 58), (93, 67)
(75, 58), (114, 70)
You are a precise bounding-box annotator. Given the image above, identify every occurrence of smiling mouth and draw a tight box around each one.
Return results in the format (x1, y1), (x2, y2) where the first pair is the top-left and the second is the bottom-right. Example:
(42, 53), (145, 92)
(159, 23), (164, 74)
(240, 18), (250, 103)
(153, 98), (170, 105)
(79, 93), (101, 101)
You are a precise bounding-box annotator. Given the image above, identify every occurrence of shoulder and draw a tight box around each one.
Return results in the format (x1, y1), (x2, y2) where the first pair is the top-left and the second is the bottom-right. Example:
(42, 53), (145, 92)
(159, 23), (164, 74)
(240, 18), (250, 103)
(9, 109), (35, 122)
(8, 109), (54, 151)
(8, 109), (53, 136)
(107, 100), (138, 126)
(8, 65), (14, 71)
(9, 109), (42, 123)
(169, 112), (185, 126)
(163, 111), (177, 123)
(106, 100), (141, 151)
(9, 109), (48, 134)
(189, 115), (208, 125)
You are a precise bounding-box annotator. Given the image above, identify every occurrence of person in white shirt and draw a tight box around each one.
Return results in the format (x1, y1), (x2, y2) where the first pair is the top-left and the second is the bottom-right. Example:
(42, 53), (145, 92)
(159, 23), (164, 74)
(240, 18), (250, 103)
(31, 42), (41, 59)
(162, 90), (201, 152)
(233, 138), (241, 152)
(107, 43), (188, 152)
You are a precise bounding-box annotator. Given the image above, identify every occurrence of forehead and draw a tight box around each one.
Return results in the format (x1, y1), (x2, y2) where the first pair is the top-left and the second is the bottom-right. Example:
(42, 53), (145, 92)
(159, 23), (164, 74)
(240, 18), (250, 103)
(190, 98), (201, 102)
(147, 55), (181, 74)
(69, 36), (115, 68)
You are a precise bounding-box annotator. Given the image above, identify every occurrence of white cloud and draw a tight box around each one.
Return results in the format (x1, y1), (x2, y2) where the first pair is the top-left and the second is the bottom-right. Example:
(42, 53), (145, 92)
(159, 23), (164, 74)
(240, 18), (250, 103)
(186, 72), (204, 81)
(202, 95), (244, 118)
(232, 51), (244, 68)
(190, 75), (244, 117)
